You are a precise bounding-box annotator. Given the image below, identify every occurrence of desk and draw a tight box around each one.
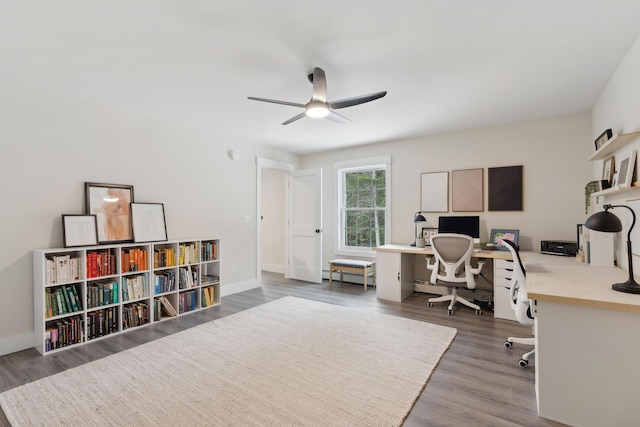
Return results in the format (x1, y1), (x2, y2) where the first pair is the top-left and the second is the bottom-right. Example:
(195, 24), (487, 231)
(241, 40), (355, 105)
(526, 252), (640, 427)
(373, 244), (513, 316)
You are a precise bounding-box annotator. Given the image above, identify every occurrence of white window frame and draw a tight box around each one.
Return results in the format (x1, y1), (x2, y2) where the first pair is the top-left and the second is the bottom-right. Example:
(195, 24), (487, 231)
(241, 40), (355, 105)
(334, 155), (391, 258)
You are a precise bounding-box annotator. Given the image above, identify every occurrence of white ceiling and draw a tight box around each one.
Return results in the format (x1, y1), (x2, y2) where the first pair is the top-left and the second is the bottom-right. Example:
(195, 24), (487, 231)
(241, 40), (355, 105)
(3, 1), (640, 154)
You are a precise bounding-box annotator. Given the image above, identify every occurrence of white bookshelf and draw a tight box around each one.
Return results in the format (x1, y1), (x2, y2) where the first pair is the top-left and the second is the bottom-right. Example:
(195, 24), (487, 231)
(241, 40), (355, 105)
(33, 238), (220, 355)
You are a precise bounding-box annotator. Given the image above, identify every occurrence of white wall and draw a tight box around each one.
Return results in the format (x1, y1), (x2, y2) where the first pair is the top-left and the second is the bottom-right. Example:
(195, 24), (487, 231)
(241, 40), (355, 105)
(300, 113), (593, 266)
(591, 34), (640, 273)
(0, 81), (297, 355)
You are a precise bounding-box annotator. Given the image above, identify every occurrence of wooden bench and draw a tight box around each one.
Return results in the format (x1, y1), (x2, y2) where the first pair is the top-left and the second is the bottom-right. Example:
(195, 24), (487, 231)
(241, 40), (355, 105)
(329, 259), (376, 291)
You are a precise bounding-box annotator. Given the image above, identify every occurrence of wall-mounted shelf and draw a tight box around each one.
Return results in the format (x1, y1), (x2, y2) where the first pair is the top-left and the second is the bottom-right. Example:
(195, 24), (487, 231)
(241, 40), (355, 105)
(591, 182), (640, 198)
(588, 131), (640, 161)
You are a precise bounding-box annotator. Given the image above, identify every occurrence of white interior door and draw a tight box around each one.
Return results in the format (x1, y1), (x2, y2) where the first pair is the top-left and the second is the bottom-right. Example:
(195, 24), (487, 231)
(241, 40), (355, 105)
(287, 168), (322, 283)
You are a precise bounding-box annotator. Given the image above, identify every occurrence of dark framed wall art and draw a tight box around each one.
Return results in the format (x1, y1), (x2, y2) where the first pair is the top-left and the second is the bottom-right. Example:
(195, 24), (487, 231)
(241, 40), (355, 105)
(488, 165), (523, 211)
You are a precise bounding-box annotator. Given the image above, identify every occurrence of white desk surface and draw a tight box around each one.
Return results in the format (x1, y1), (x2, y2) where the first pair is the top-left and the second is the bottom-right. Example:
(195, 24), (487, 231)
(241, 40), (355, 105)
(524, 251), (640, 313)
(374, 244), (512, 259)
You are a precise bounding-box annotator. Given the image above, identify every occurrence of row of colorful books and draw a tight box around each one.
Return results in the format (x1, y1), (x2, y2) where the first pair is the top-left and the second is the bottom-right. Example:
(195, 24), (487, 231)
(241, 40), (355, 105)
(45, 254), (81, 284)
(45, 285), (82, 318)
(122, 274), (147, 301)
(178, 290), (197, 314)
(121, 248), (148, 272)
(45, 315), (83, 351)
(178, 265), (198, 289)
(154, 247), (176, 268)
(154, 271), (176, 294)
(122, 302), (149, 330)
(87, 281), (118, 309)
(179, 242), (199, 265)
(87, 307), (117, 339)
(201, 241), (217, 262)
(86, 250), (116, 278)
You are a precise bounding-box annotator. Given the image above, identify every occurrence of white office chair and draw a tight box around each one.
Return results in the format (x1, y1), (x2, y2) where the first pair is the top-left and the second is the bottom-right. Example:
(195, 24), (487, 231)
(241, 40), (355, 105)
(502, 239), (535, 368)
(426, 233), (486, 315)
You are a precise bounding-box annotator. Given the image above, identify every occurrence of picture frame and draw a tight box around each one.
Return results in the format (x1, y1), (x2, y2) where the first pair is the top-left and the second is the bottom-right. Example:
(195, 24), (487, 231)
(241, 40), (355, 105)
(618, 150), (637, 188)
(488, 165), (523, 211)
(130, 202), (168, 243)
(85, 182), (135, 244)
(602, 156), (615, 185)
(421, 227), (439, 246)
(420, 171), (449, 212)
(489, 228), (520, 251)
(594, 128), (613, 151)
(62, 214), (98, 247)
(452, 168), (483, 212)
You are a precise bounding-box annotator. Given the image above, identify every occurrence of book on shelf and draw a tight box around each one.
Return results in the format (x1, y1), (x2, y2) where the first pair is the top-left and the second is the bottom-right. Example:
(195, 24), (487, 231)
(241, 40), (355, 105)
(201, 286), (215, 307)
(201, 274), (219, 285)
(201, 241), (217, 261)
(158, 296), (177, 317)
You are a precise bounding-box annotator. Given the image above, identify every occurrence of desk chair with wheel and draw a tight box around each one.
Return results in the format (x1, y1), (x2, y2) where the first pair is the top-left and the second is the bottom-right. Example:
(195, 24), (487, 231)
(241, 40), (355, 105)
(502, 239), (535, 367)
(426, 233), (486, 315)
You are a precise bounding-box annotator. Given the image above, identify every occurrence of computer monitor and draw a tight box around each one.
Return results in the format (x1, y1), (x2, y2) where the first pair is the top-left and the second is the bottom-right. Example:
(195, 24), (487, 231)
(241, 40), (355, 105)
(438, 216), (480, 243)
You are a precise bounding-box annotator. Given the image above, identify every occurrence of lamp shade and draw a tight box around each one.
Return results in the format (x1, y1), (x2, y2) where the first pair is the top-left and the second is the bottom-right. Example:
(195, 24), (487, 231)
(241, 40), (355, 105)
(585, 210), (622, 232)
(414, 213), (426, 223)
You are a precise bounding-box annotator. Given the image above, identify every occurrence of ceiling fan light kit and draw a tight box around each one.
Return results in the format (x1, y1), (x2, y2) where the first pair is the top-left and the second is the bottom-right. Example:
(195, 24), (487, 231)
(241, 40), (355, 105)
(248, 67), (387, 125)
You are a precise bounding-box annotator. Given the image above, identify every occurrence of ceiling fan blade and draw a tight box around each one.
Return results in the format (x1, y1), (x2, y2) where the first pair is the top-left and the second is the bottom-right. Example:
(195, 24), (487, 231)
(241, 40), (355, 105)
(326, 110), (352, 124)
(329, 91), (387, 110)
(310, 67), (328, 102)
(247, 96), (305, 108)
(281, 112), (307, 125)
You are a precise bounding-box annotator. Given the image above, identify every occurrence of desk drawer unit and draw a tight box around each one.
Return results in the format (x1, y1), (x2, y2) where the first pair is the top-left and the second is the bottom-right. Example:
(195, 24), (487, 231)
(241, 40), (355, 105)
(493, 258), (517, 321)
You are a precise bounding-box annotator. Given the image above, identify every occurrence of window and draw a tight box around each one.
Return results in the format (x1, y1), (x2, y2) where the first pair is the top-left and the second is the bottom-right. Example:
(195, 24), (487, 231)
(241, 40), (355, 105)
(335, 156), (391, 257)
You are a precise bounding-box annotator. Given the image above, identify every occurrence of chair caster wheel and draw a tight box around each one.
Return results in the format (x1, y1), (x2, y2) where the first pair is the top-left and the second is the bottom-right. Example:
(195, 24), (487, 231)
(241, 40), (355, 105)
(519, 359), (528, 368)
(475, 309), (482, 316)
(504, 341), (513, 349)
(447, 309), (453, 316)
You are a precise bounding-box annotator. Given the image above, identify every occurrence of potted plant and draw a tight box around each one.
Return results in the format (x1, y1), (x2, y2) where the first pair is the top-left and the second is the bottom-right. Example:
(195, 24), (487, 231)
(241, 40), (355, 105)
(584, 180), (600, 214)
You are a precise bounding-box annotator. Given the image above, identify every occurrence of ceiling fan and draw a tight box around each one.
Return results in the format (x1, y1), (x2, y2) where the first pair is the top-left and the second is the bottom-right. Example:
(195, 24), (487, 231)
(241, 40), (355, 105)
(248, 67), (387, 125)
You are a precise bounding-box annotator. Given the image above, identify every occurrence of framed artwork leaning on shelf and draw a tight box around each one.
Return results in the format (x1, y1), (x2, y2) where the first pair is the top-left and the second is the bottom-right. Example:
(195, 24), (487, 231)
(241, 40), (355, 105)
(594, 128), (613, 151)
(489, 228), (520, 251)
(85, 182), (134, 244)
(62, 214), (98, 247)
(131, 202), (168, 243)
(602, 156), (615, 186)
(618, 150), (637, 188)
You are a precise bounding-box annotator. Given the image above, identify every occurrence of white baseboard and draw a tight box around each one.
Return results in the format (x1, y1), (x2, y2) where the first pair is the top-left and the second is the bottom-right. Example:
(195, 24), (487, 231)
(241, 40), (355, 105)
(221, 279), (261, 297)
(261, 263), (284, 274)
(0, 332), (34, 357)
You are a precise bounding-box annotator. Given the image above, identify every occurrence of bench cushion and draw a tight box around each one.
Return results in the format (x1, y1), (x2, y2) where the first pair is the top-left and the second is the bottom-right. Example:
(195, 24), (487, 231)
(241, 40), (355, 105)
(330, 259), (374, 269)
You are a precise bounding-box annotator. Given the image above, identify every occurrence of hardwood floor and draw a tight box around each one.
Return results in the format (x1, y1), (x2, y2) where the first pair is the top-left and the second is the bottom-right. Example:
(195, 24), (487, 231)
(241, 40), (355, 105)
(0, 273), (565, 426)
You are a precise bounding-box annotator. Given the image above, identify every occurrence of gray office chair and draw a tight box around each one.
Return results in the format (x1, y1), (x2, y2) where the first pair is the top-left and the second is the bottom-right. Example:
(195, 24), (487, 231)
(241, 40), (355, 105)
(426, 233), (486, 315)
(502, 239), (535, 368)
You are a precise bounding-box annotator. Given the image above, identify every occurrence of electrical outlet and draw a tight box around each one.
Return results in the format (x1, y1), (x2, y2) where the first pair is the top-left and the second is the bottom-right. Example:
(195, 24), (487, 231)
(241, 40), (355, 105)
(244, 215), (251, 223)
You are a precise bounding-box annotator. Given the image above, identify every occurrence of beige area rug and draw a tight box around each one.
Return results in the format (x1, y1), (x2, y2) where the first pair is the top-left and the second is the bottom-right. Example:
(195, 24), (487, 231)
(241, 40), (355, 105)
(0, 296), (456, 426)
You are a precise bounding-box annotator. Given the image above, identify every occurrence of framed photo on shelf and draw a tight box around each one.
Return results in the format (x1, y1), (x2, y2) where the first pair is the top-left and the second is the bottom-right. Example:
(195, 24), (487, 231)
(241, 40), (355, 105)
(594, 129), (613, 151)
(489, 228), (520, 251)
(421, 227), (439, 246)
(131, 202), (168, 243)
(62, 214), (98, 247)
(618, 150), (637, 188)
(602, 156), (615, 185)
(85, 182), (134, 244)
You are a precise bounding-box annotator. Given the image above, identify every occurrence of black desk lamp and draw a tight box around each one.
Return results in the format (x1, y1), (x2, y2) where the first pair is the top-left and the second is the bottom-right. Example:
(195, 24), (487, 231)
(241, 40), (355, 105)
(585, 204), (640, 294)
(411, 212), (427, 246)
